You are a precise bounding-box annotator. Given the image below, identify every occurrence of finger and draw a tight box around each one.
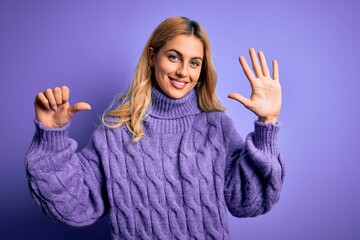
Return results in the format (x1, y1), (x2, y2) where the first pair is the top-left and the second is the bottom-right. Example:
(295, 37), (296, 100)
(35, 92), (50, 110)
(228, 93), (252, 110)
(239, 56), (255, 83)
(53, 87), (62, 105)
(272, 59), (279, 81)
(249, 48), (263, 78)
(44, 88), (57, 111)
(68, 102), (91, 118)
(258, 50), (270, 77)
(61, 86), (69, 103)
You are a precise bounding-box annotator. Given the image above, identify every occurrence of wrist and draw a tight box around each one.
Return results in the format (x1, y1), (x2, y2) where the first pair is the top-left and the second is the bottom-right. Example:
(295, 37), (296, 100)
(253, 121), (280, 155)
(258, 116), (278, 124)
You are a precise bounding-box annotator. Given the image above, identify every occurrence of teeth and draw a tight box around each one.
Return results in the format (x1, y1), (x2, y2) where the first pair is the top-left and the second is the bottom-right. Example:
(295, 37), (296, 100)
(171, 79), (185, 86)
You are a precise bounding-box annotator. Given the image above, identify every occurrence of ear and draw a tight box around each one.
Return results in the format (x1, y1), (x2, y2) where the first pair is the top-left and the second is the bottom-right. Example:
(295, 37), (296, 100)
(148, 47), (155, 67)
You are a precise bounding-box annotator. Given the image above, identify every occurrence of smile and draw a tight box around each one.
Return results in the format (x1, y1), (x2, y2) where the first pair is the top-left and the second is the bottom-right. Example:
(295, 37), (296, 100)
(169, 77), (188, 89)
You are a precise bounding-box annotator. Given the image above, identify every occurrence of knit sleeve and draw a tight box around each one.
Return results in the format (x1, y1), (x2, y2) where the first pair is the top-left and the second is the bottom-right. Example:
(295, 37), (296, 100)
(222, 115), (285, 217)
(25, 120), (108, 227)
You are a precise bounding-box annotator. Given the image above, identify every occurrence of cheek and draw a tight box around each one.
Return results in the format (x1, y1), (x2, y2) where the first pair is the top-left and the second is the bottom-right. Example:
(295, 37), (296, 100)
(153, 66), (165, 83)
(191, 69), (202, 82)
(155, 59), (175, 76)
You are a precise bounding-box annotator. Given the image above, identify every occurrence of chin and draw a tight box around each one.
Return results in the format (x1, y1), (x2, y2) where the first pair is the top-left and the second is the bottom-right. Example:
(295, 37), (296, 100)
(167, 92), (185, 99)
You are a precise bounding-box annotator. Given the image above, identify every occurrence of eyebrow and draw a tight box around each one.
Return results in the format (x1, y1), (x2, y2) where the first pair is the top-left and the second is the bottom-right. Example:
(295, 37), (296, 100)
(166, 49), (203, 61)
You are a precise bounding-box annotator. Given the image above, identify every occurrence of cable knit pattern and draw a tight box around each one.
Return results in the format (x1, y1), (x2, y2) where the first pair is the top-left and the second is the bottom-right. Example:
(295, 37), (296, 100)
(26, 87), (285, 240)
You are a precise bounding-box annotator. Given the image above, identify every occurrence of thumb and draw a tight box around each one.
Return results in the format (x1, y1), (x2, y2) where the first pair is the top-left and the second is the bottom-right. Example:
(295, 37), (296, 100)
(228, 93), (252, 110)
(68, 102), (92, 118)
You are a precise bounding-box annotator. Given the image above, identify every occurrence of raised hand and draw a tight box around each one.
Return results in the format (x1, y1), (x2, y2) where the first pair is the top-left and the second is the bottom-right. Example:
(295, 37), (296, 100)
(34, 86), (91, 128)
(228, 48), (282, 124)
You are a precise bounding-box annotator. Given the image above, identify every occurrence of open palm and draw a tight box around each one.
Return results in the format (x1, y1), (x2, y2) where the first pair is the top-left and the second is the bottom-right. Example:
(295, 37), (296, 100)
(228, 48), (282, 124)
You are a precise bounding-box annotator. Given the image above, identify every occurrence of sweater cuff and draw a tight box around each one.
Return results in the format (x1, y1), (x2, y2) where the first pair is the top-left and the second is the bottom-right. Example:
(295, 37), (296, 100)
(33, 119), (71, 152)
(252, 121), (280, 155)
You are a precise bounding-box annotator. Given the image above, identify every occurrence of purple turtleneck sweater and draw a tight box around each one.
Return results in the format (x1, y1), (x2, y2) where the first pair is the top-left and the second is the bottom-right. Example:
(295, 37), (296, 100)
(26, 87), (285, 240)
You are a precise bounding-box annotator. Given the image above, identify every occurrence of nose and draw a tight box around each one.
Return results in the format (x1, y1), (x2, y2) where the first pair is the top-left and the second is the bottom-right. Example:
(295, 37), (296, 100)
(175, 63), (188, 78)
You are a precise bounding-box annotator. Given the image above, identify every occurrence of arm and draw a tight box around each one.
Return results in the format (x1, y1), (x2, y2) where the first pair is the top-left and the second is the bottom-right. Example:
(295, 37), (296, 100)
(26, 86), (107, 226)
(225, 48), (285, 216)
(26, 120), (108, 226)
(223, 116), (285, 217)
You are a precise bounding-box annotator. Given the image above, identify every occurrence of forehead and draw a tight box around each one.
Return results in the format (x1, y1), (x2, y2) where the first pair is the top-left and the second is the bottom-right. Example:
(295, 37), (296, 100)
(161, 34), (204, 58)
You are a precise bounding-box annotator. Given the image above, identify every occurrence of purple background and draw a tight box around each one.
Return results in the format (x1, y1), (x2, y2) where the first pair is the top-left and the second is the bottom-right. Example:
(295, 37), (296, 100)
(1, 0), (359, 239)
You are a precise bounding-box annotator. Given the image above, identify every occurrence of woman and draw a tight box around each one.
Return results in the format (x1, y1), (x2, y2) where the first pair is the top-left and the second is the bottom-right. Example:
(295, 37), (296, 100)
(26, 16), (284, 239)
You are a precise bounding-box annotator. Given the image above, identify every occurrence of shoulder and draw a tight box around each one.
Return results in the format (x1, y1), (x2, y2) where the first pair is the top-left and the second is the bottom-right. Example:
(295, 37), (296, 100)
(92, 117), (132, 146)
(194, 110), (241, 141)
(193, 111), (234, 132)
(195, 111), (233, 125)
(191, 111), (241, 151)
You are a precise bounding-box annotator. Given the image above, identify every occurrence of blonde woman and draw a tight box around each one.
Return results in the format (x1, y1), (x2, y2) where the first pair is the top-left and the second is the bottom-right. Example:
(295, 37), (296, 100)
(26, 16), (284, 239)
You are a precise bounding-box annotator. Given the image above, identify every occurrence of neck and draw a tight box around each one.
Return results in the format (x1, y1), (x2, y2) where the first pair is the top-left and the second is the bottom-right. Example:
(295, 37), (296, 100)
(149, 86), (200, 119)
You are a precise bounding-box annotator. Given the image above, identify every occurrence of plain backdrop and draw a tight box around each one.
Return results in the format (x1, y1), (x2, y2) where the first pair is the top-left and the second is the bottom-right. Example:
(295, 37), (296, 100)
(1, 0), (360, 239)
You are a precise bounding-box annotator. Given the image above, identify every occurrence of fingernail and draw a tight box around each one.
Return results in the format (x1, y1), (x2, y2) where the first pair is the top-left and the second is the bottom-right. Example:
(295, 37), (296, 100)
(51, 106), (57, 111)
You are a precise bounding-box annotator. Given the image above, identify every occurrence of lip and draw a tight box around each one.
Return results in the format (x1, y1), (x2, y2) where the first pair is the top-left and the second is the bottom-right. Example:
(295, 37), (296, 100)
(169, 77), (189, 89)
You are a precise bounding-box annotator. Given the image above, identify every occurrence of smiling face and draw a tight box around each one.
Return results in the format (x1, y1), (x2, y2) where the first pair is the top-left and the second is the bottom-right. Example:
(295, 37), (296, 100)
(149, 34), (204, 99)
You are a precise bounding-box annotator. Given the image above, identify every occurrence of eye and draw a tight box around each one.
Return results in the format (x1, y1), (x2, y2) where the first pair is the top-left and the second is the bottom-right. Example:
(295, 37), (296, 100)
(168, 54), (180, 62)
(190, 60), (200, 68)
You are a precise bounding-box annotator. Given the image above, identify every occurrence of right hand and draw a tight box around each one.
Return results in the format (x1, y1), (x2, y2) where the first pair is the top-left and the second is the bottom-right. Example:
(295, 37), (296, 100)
(34, 86), (91, 128)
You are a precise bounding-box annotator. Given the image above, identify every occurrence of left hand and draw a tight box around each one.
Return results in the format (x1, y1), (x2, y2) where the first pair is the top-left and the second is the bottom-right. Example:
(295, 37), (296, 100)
(228, 48), (282, 124)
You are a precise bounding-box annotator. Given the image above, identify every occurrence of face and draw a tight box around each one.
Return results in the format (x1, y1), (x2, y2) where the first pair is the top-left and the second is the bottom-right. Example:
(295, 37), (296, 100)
(149, 34), (204, 99)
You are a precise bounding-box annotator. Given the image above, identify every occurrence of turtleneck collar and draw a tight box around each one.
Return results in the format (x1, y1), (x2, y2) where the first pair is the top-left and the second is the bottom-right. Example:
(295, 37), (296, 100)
(149, 86), (201, 119)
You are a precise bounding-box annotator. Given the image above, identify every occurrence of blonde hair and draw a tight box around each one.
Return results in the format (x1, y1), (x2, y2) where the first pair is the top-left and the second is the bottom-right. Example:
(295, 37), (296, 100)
(103, 16), (224, 142)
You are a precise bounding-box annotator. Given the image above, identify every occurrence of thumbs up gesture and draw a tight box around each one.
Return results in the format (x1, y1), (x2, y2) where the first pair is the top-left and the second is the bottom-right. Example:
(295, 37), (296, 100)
(34, 86), (91, 128)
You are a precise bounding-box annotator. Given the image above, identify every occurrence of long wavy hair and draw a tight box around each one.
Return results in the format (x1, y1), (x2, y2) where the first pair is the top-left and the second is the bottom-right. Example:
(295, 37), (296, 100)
(102, 16), (224, 142)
